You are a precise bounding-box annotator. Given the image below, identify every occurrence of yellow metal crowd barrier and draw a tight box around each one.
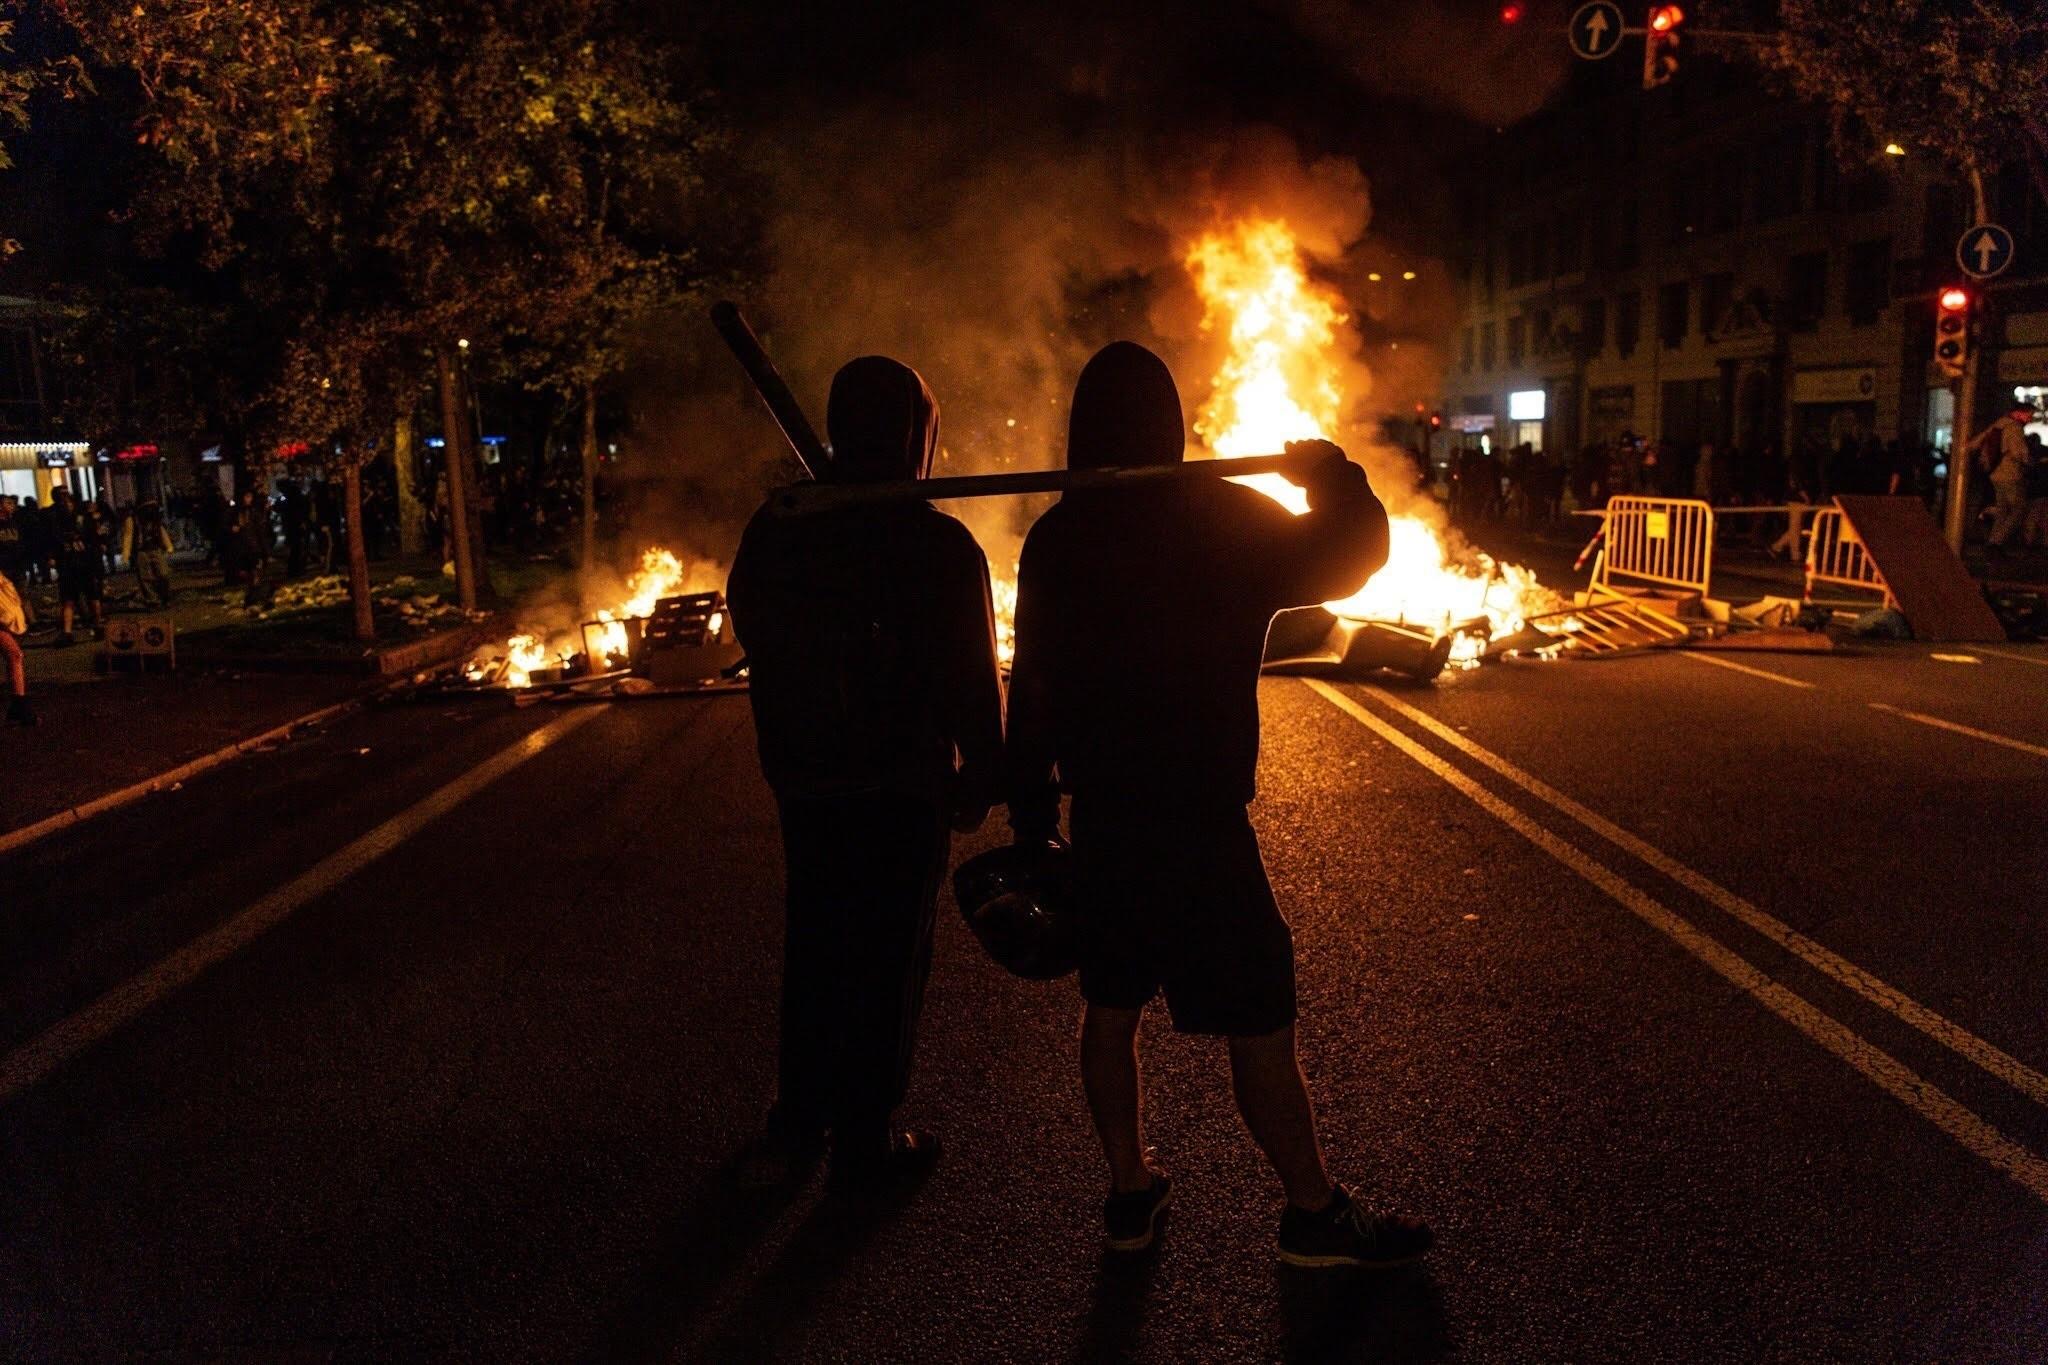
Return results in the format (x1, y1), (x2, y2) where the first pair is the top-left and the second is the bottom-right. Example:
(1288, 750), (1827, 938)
(1803, 503), (1896, 607)
(1592, 496), (1716, 600)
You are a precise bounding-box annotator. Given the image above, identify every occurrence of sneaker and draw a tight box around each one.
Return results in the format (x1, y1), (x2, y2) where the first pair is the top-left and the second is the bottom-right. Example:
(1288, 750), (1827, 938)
(1277, 1186), (1432, 1269)
(1103, 1167), (1172, 1252)
(828, 1128), (941, 1196)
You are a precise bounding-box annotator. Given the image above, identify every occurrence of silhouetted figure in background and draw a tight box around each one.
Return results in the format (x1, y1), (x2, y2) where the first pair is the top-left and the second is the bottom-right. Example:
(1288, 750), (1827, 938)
(1005, 341), (1431, 1266)
(51, 487), (106, 642)
(122, 496), (176, 607)
(727, 355), (1003, 1193)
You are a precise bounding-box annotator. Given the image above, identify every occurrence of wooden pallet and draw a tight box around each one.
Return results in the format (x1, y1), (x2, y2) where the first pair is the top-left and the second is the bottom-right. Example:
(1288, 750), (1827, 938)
(1535, 599), (1697, 655)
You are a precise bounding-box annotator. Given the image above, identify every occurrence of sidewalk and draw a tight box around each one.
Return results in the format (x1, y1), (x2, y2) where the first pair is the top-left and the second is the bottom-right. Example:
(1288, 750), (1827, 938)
(2, 551), (556, 840)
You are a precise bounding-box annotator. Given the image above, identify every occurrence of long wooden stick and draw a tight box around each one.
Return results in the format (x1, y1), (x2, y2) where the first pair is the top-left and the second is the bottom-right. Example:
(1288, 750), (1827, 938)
(766, 449), (1318, 517)
(710, 301), (831, 480)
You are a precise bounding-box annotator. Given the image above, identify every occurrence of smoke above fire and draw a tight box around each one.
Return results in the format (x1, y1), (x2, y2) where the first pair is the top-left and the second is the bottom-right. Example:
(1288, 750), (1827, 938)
(605, 0), (1577, 629)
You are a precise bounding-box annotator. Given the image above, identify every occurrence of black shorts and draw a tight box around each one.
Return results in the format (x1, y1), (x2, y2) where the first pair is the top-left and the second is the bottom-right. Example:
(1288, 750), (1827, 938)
(1069, 797), (1296, 1037)
(57, 556), (102, 605)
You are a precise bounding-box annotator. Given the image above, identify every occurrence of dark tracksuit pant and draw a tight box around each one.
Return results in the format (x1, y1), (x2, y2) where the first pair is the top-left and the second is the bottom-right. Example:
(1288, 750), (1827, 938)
(775, 792), (950, 1153)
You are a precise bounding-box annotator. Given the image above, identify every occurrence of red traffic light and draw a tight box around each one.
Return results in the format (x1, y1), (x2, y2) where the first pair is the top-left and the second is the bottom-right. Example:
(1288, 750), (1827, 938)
(1648, 4), (1685, 31)
(1500, 3), (1525, 22)
(1429, 412), (1444, 429)
(1939, 287), (1970, 311)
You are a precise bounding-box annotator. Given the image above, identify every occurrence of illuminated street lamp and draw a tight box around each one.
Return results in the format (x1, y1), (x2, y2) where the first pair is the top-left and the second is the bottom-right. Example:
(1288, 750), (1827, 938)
(1883, 142), (1906, 157)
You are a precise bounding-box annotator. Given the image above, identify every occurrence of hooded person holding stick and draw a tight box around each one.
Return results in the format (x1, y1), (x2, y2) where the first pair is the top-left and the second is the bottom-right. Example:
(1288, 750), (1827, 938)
(1004, 341), (1431, 1265)
(727, 355), (1004, 1193)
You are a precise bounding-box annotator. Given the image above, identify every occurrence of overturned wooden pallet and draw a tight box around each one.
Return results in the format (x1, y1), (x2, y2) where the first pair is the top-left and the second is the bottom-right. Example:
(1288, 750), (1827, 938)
(1531, 598), (1699, 655)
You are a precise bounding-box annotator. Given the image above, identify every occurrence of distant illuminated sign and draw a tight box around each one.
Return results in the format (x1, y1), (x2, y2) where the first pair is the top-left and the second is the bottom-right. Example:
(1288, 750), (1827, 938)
(1508, 389), (1546, 420)
(36, 448), (76, 468)
(115, 444), (161, 461)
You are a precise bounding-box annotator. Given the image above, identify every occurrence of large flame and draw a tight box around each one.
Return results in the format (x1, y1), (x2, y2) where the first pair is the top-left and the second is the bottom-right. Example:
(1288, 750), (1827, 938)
(473, 546), (706, 688)
(1185, 217), (1554, 658)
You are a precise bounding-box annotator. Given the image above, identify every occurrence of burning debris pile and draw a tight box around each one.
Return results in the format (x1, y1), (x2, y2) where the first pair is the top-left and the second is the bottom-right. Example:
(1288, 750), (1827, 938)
(462, 547), (733, 689)
(974, 216), (1561, 678)
(1183, 217), (1562, 666)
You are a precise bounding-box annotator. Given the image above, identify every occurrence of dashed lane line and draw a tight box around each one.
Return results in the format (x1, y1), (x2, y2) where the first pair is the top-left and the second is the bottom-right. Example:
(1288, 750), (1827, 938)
(1970, 645), (2048, 669)
(1868, 702), (2048, 762)
(1672, 650), (1817, 689)
(1306, 680), (2048, 1206)
(1346, 681), (2048, 1112)
(0, 705), (609, 1106)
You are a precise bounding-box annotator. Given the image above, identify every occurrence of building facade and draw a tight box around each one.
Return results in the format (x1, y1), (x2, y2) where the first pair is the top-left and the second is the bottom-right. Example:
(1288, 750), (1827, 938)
(1438, 61), (2048, 495)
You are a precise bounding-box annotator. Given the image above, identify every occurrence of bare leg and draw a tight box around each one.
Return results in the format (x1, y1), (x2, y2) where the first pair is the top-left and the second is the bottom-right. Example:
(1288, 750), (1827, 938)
(1080, 1004), (1151, 1193)
(1227, 1026), (1335, 1210)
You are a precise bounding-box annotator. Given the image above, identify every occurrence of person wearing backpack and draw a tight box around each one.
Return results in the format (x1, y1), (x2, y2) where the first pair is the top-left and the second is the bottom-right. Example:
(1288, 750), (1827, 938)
(726, 355), (1004, 1193)
(1969, 406), (2034, 551)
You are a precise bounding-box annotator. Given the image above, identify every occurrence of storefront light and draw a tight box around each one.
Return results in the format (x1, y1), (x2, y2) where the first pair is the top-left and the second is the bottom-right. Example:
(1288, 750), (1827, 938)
(1508, 389), (1545, 421)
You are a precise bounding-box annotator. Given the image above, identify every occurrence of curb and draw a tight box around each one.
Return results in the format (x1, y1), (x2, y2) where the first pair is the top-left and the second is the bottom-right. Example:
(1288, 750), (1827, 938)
(0, 697), (364, 858)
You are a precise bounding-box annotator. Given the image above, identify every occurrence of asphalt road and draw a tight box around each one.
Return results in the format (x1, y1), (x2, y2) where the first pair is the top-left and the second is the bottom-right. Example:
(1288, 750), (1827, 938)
(3, 637), (2047, 1362)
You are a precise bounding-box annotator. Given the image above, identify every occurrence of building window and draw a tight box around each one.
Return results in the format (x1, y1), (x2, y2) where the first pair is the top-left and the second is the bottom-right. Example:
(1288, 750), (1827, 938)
(1480, 321), (1497, 371)
(1658, 281), (1689, 349)
(1507, 315), (1526, 367)
(1533, 309), (1553, 355)
(1461, 327), (1475, 373)
(1582, 297), (1608, 356)
(1666, 174), (1695, 241)
(1786, 251), (1828, 332)
(1702, 154), (1741, 234)
(1753, 126), (1805, 221)
(1554, 210), (1583, 275)
(1615, 291), (1641, 358)
(1701, 272), (1735, 338)
(1846, 238), (1891, 325)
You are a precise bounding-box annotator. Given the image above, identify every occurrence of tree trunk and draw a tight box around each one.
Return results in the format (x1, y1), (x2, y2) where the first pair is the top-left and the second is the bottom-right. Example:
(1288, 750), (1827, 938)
(436, 348), (479, 611)
(344, 459), (375, 643)
(392, 413), (426, 556)
(581, 380), (599, 571)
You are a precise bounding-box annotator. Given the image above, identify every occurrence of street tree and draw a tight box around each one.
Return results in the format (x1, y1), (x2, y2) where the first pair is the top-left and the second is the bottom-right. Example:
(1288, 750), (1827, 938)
(1745, 0), (2048, 547)
(48, 0), (724, 634)
(1748, 0), (2048, 212)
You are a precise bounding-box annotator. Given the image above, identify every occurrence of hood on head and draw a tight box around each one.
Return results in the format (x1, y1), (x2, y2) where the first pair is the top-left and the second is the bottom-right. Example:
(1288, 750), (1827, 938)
(1067, 341), (1184, 472)
(826, 355), (939, 484)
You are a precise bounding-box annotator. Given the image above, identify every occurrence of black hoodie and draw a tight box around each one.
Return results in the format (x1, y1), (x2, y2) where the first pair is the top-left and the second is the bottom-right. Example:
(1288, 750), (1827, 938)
(1005, 342), (1388, 835)
(728, 356), (1003, 806)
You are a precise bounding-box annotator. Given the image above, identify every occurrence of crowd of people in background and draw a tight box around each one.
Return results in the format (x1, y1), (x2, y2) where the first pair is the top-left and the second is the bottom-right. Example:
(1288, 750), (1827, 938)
(1444, 415), (2048, 564)
(0, 450), (620, 729)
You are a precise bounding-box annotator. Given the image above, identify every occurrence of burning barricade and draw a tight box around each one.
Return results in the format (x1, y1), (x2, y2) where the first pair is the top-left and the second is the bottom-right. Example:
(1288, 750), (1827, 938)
(459, 547), (743, 693)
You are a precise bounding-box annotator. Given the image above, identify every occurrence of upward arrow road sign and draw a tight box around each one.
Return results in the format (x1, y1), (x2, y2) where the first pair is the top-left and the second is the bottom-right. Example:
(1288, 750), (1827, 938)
(1570, 1), (1625, 59)
(1957, 223), (2015, 280)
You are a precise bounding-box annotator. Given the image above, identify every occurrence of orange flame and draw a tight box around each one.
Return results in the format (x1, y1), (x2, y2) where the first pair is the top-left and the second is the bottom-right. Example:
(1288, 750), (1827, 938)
(1184, 217), (1556, 660)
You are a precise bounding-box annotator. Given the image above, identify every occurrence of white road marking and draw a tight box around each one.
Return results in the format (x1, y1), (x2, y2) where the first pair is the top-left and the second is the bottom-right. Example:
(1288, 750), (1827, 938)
(0, 705), (608, 1105)
(1305, 679), (2048, 1205)
(1349, 681), (2048, 1111)
(1868, 702), (2048, 762)
(1970, 645), (2048, 669)
(1673, 650), (1816, 689)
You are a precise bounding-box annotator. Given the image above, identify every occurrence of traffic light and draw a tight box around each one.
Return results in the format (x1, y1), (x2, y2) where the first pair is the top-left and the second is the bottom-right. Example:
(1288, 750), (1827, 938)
(1429, 411), (1444, 431)
(1642, 5), (1683, 88)
(1934, 286), (1971, 380)
(1499, 3), (1525, 22)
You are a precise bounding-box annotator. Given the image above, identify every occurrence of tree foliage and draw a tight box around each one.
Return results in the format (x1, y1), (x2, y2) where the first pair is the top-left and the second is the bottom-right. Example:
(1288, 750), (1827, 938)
(1749, 0), (2048, 202)
(43, 0), (719, 454)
